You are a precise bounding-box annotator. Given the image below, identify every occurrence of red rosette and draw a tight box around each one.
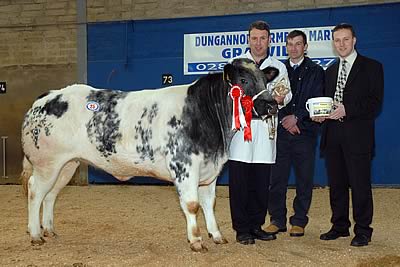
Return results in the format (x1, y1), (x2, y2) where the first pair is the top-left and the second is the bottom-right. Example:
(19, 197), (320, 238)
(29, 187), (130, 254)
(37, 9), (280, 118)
(229, 85), (244, 131)
(241, 95), (254, 142)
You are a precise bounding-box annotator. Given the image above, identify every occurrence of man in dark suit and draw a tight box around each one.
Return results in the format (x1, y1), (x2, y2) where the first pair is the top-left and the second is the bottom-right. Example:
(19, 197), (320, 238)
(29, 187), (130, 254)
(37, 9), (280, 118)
(266, 30), (324, 237)
(315, 23), (384, 247)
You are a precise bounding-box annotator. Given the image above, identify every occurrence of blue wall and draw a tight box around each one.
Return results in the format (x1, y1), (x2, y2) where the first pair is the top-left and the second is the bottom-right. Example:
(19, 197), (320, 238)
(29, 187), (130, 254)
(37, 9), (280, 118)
(87, 3), (400, 186)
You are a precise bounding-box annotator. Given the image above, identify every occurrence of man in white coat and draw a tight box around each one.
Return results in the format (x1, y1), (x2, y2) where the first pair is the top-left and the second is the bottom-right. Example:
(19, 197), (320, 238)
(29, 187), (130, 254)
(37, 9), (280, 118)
(228, 20), (292, 245)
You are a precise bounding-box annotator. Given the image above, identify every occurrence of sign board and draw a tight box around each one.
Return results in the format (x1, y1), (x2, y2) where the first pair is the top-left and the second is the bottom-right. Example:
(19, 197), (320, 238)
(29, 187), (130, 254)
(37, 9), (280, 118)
(184, 26), (336, 75)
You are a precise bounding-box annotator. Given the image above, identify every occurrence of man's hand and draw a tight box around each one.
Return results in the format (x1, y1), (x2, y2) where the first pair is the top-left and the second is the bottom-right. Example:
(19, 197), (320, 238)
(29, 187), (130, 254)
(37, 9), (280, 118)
(311, 116), (327, 123)
(274, 95), (285, 105)
(329, 103), (346, 120)
(281, 115), (300, 135)
(287, 125), (301, 135)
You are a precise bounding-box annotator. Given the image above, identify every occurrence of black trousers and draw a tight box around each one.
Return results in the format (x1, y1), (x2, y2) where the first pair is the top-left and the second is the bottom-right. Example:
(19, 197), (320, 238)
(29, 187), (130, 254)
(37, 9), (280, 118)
(269, 131), (317, 228)
(325, 123), (374, 237)
(228, 160), (271, 233)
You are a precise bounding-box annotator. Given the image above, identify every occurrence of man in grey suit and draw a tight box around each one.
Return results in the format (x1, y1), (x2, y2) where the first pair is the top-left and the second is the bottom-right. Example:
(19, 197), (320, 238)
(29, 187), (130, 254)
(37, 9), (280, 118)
(315, 23), (384, 247)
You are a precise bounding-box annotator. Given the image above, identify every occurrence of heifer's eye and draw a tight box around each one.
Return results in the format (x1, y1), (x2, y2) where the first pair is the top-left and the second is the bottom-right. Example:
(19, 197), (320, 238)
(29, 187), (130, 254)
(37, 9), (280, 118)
(240, 79), (248, 84)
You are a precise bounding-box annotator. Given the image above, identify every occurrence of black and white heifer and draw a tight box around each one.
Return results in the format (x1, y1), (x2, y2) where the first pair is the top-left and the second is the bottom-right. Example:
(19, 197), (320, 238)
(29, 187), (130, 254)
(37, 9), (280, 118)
(21, 58), (279, 252)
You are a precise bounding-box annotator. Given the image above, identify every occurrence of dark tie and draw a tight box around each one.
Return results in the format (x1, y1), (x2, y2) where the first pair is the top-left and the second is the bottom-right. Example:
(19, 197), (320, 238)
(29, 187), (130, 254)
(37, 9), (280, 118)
(334, 60), (347, 104)
(293, 64), (299, 70)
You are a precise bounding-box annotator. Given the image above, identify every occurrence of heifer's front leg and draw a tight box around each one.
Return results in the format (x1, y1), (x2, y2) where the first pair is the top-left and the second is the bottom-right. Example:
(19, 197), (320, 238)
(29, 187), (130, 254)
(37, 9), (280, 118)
(174, 176), (207, 252)
(199, 179), (228, 245)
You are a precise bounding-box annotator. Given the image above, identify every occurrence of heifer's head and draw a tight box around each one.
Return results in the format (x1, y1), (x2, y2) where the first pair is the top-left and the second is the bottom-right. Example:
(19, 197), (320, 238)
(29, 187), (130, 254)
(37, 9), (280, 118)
(224, 58), (279, 118)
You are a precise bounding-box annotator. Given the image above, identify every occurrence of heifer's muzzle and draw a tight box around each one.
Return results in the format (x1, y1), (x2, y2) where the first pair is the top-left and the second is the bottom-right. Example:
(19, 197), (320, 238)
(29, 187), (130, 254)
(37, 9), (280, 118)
(252, 90), (278, 120)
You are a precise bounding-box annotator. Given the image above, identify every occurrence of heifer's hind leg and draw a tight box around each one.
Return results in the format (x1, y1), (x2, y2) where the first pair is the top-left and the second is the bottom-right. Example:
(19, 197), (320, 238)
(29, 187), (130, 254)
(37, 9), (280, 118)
(199, 179), (228, 245)
(42, 160), (80, 238)
(28, 165), (63, 245)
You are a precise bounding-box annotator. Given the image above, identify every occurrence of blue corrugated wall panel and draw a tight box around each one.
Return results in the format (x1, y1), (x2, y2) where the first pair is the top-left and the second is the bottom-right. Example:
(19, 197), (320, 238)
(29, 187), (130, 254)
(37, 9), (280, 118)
(87, 3), (400, 185)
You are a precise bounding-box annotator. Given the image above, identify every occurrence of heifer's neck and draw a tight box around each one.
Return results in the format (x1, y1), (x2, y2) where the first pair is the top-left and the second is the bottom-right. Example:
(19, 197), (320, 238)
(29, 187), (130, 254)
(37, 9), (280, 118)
(181, 73), (233, 161)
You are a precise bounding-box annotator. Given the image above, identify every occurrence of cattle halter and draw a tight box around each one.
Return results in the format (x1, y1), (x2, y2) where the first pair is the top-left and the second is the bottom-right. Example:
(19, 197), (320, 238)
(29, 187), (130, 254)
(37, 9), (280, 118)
(251, 88), (270, 118)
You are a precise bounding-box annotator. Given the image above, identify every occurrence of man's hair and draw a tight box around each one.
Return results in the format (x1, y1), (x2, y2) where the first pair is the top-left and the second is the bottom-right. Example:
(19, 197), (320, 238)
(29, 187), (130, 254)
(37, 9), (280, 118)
(286, 30), (307, 45)
(333, 23), (356, 38)
(248, 20), (270, 36)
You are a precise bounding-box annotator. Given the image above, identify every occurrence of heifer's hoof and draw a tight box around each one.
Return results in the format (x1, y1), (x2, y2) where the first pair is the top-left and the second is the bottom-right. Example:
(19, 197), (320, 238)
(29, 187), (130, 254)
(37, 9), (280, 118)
(43, 230), (58, 238)
(31, 237), (46, 246)
(213, 236), (228, 244)
(190, 241), (208, 253)
(208, 233), (228, 244)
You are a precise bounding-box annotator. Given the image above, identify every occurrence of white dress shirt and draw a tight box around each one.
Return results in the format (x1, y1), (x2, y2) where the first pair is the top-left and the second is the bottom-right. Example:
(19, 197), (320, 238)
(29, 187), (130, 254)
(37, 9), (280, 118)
(290, 56), (305, 68)
(339, 50), (357, 79)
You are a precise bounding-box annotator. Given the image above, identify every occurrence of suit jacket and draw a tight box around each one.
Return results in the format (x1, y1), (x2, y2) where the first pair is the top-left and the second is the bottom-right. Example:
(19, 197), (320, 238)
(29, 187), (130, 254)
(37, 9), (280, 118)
(278, 57), (325, 137)
(320, 53), (384, 155)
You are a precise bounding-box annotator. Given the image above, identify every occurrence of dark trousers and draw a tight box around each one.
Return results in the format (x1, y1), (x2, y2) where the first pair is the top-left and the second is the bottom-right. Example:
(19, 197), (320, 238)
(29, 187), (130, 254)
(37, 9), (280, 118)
(228, 160), (271, 233)
(325, 123), (373, 237)
(269, 131), (317, 228)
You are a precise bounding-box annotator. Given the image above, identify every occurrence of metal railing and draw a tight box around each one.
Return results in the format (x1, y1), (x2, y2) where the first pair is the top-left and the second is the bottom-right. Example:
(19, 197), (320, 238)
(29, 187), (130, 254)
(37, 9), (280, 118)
(1, 136), (8, 178)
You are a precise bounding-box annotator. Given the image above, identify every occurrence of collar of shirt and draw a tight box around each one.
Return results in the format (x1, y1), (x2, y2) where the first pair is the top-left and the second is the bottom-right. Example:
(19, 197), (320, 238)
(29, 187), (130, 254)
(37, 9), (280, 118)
(339, 50), (357, 73)
(289, 57), (304, 68)
(246, 50), (269, 68)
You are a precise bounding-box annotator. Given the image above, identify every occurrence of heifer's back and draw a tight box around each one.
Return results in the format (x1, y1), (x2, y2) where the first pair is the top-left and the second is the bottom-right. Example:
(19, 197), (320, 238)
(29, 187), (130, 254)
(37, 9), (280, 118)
(22, 83), (194, 182)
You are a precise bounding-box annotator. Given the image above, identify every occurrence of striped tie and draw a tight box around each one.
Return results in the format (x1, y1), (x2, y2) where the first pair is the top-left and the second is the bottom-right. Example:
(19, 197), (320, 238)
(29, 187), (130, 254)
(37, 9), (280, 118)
(334, 60), (347, 104)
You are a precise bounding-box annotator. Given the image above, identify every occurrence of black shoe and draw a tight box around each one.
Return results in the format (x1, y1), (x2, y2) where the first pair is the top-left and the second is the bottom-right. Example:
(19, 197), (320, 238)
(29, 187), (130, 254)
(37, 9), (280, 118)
(236, 232), (255, 245)
(320, 229), (350, 240)
(350, 234), (371, 247)
(250, 228), (277, 241)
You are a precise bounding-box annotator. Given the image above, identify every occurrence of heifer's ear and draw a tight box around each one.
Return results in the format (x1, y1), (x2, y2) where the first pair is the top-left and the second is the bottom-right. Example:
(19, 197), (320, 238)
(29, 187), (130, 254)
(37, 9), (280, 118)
(263, 67), (279, 82)
(223, 63), (234, 82)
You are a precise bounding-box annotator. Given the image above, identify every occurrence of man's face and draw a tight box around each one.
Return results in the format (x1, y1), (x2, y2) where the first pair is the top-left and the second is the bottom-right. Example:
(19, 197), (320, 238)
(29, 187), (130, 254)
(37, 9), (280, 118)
(249, 28), (270, 59)
(286, 35), (308, 61)
(333, 28), (356, 58)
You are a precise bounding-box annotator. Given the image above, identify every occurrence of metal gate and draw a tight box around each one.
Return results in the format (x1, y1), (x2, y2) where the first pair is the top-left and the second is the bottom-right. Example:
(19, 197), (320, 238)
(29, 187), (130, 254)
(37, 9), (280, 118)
(0, 136), (17, 184)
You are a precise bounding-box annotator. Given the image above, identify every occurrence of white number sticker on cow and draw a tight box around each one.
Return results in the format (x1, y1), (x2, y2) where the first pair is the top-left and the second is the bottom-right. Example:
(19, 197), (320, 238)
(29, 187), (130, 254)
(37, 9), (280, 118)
(86, 101), (100, 112)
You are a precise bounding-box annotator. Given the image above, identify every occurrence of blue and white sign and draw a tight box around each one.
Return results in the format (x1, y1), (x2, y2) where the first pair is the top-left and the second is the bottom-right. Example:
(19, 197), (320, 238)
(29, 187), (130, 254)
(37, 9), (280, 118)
(184, 26), (336, 75)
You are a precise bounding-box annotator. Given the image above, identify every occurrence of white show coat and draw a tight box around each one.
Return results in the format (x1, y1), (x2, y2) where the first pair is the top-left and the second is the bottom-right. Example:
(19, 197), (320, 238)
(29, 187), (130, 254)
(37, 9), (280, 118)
(229, 51), (292, 163)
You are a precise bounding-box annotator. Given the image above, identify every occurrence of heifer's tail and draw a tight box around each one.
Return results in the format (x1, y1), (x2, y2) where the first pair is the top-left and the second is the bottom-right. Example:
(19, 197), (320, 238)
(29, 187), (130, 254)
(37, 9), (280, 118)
(21, 156), (33, 197)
